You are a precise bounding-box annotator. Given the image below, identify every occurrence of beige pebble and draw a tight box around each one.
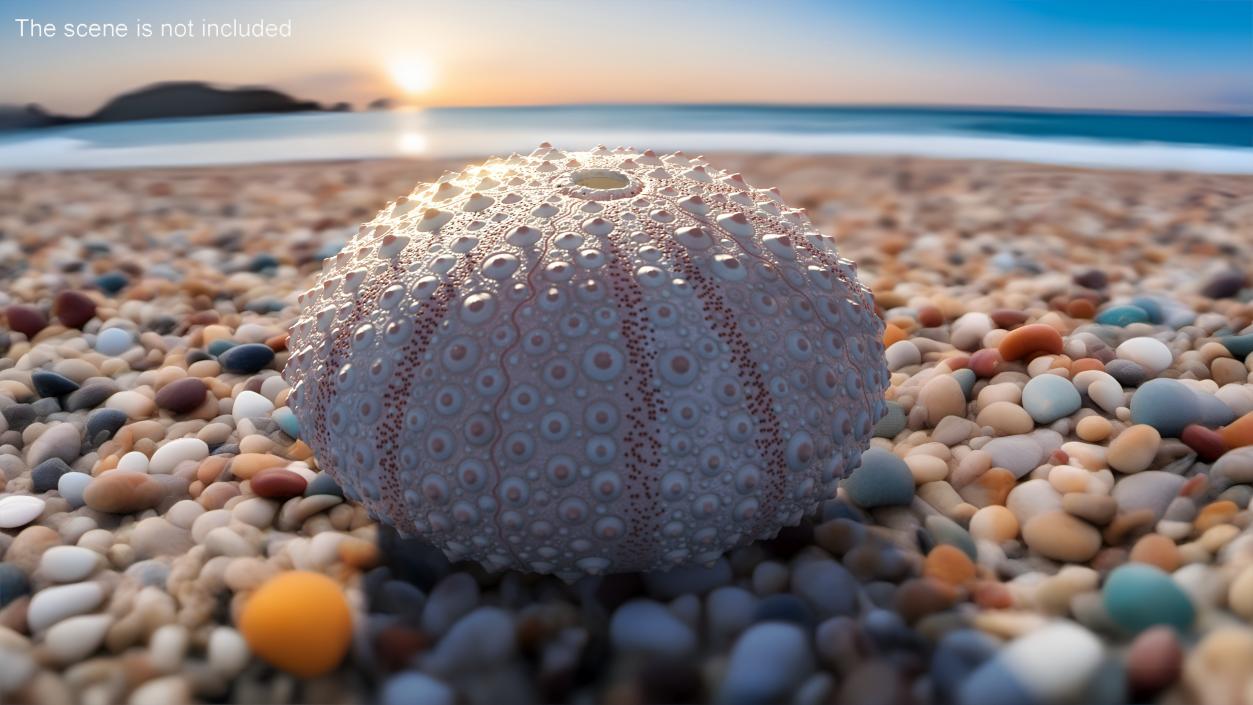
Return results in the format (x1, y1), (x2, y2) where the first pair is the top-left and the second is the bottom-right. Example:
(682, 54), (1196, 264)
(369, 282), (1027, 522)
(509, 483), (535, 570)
(1107, 424), (1161, 474)
(975, 401), (1035, 436)
(969, 505), (1018, 543)
(1022, 510), (1101, 562)
(1075, 415), (1112, 442)
(905, 454), (949, 483)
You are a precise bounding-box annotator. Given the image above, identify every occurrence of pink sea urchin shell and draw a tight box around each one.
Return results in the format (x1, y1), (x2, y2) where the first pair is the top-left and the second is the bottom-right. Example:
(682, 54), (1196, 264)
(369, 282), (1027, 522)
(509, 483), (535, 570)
(283, 145), (888, 580)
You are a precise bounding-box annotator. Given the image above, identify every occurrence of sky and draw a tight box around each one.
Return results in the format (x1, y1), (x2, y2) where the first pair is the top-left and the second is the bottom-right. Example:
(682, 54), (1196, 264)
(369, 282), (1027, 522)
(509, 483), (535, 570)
(2, 0), (1250, 114)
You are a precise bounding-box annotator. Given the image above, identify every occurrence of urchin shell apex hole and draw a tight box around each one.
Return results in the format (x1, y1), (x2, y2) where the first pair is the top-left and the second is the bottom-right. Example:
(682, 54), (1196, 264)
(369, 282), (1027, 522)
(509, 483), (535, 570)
(572, 169), (630, 190)
(565, 168), (641, 200)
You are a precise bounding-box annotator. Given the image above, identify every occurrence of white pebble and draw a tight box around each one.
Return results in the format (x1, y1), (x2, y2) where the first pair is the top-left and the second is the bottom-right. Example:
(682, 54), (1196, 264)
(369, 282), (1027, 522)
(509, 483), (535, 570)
(1116, 337), (1174, 375)
(0, 495), (45, 529)
(39, 546), (102, 583)
(44, 614), (111, 664)
(147, 438), (209, 474)
(208, 626), (250, 677)
(232, 391), (275, 423)
(57, 472), (92, 509)
(26, 582), (105, 632)
(116, 450), (150, 474)
(149, 624), (190, 674)
(105, 390), (155, 419)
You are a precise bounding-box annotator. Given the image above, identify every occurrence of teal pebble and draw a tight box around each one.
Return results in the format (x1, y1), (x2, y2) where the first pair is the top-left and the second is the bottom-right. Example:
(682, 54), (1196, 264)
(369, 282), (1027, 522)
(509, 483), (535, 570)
(1021, 374), (1081, 424)
(1102, 563), (1194, 633)
(873, 402), (906, 439)
(272, 407), (300, 439)
(925, 514), (977, 560)
(952, 368), (977, 401)
(1129, 296), (1164, 324)
(207, 339), (236, 357)
(1221, 333), (1253, 360)
(1095, 305), (1150, 327)
(1129, 378), (1203, 437)
(843, 448), (914, 508)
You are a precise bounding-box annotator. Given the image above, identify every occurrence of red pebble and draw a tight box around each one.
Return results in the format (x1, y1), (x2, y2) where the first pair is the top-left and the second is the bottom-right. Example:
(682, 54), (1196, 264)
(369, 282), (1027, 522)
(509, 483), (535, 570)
(250, 467), (307, 499)
(917, 305), (944, 328)
(989, 309), (1029, 329)
(52, 290), (97, 329)
(1181, 424), (1226, 463)
(4, 305), (47, 339)
(969, 349), (1004, 378)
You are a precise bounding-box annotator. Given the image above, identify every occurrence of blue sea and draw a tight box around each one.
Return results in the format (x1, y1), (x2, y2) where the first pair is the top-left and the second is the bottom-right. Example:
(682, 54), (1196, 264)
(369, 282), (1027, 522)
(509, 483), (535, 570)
(0, 104), (1250, 172)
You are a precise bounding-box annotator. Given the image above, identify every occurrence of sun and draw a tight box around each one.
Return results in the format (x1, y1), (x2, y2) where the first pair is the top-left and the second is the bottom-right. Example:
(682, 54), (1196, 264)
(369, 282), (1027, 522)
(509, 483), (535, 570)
(387, 56), (436, 96)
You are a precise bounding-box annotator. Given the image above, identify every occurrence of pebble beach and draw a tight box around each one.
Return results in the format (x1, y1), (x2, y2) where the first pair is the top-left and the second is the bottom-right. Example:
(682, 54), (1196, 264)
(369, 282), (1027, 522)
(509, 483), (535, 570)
(0, 153), (1250, 704)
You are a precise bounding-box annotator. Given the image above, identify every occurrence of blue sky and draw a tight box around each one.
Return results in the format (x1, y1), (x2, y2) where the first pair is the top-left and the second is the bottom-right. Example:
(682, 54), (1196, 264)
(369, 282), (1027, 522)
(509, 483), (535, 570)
(2, 0), (1250, 113)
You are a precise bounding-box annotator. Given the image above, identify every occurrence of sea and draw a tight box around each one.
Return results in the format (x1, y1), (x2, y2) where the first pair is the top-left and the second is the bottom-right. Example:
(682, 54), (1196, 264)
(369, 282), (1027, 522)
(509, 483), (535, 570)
(0, 104), (1250, 173)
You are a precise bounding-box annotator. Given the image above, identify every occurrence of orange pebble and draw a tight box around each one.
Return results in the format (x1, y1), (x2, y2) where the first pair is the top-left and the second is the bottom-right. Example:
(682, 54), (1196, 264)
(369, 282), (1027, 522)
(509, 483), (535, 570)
(338, 537), (379, 570)
(1220, 412), (1253, 449)
(1070, 357), (1105, 374)
(238, 571), (353, 678)
(883, 323), (907, 348)
(997, 323), (1064, 361)
(1128, 533), (1182, 573)
(924, 545), (977, 586)
(1067, 299), (1096, 319)
(1195, 500), (1239, 532)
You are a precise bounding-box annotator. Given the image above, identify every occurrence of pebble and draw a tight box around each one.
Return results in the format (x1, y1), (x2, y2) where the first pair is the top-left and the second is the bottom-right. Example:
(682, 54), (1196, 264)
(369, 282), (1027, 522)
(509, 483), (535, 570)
(719, 622), (814, 705)
(148, 437), (209, 474)
(382, 672), (455, 705)
(31, 371), (80, 398)
(960, 622), (1103, 705)
(232, 390), (275, 422)
(997, 324), (1063, 361)
(1103, 563), (1195, 633)
(1130, 378), (1203, 437)
(0, 563), (30, 609)
(1095, 304), (1151, 327)
(422, 607), (516, 676)
(219, 343), (276, 374)
(609, 599), (697, 657)
(919, 374), (967, 426)
(1126, 626), (1183, 698)
(154, 378), (207, 414)
(26, 581), (105, 632)
(51, 290), (96, 329)
(1111, 471), (1186, 521)
(0, 496), (45, 529)
(1107, 424), (1161, 473)
(5, 304), (47, 338)
(85, 408), (128, 442)
(843, 448), (914, 508)
(238, 571), (352, 677)
(982, 435), (1045, 478)
(25, 423), (82, 467)
(1021, 510), (1101, 563)
(83, 472), (164, 513)
(207, 626), (250, 677)
(975, 401), (1034, 435)
(250, 467), (307, 499)
(44, 613), (111, 664)
(1116, 337), (1173, 374)
(1021, 374), (1081, 424)
(94, 327), (134, 356)
(39, 546), (101, 583)
(56, 472), (91, 509)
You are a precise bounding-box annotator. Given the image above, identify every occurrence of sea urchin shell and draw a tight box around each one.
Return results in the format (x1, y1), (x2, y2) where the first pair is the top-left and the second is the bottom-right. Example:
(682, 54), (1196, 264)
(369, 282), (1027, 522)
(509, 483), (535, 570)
(283, 145), (888, 580)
